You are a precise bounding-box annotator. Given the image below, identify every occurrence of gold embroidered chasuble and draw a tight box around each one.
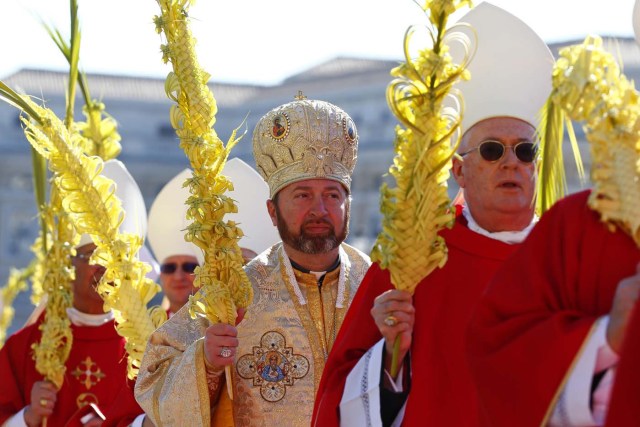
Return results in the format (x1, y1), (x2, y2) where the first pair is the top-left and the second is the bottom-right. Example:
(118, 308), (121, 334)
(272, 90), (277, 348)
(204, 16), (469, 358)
(135, 242), (370, 426)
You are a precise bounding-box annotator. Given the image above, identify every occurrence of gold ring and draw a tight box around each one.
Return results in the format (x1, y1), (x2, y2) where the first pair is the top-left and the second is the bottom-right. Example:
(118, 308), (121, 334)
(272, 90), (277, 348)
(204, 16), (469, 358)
(384, 315), (398, 327)
(40, 398), (47, 407)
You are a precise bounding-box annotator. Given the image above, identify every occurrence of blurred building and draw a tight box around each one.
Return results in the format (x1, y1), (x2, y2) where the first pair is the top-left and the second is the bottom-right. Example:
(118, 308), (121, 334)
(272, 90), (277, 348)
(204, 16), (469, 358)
(1, 36), (639, 333)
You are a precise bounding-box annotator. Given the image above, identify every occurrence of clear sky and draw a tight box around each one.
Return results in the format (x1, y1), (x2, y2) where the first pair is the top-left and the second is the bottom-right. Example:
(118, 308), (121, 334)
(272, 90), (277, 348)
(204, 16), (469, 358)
(1, 0), (636, 85)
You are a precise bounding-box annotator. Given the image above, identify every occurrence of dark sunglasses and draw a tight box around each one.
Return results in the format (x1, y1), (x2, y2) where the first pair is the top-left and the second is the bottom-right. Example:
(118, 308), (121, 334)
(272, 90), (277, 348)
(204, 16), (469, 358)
(459, 140), (538, 163)
(160, 262), (199, 274)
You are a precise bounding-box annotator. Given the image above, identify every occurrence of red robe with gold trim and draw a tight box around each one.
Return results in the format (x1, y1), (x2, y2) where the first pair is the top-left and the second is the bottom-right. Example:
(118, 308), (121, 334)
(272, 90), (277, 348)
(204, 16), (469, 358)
(313, 209), (520, 426)
(467, 190), (640, 426)
(0, 313), (129, 426)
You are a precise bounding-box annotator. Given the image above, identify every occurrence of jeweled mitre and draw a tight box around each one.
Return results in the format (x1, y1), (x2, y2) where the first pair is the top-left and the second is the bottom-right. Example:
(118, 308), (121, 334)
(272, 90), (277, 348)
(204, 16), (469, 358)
(252, 96), (359, 197)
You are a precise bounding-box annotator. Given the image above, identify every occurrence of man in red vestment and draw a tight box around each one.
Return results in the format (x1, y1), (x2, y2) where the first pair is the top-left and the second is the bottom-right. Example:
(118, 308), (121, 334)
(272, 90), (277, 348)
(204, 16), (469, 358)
(0, 160), (148, 427)
(312, 3), (553, 426)
(467, 191), (640, 427)
(467, 1), (640, 424)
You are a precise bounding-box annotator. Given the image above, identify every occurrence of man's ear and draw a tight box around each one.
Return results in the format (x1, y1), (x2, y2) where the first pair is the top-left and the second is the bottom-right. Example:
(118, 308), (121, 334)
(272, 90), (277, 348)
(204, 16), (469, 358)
(266, 199), (277, 226)
(451, 155), (465, 188)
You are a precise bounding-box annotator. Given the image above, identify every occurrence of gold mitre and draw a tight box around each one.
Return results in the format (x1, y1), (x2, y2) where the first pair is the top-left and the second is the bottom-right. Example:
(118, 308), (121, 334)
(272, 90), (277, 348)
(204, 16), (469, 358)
(252, 92), (359, 198)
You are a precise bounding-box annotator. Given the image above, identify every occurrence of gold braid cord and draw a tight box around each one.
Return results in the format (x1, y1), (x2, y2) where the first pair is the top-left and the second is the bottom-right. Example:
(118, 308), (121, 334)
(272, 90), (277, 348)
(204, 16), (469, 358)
(17, 99), (163, 378)
(153, 0), (251, 326)
(542, 36), (640, 246)
(0, 261), (35, 346)
(371, 0), (473, 294)
(31, 191), (75, 389)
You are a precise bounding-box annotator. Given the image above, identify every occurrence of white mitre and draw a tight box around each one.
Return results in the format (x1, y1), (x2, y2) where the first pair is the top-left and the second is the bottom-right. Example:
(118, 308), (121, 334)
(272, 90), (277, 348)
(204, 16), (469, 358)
(147, 169), (199, 264)
(452, 2), (554, 133)
(223, 157), (279, 255)
(148, 158), (279, 265)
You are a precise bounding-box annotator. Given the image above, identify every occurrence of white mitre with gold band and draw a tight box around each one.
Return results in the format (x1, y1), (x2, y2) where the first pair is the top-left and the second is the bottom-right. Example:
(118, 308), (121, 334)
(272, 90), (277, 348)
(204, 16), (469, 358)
(147, 169), (199, 264)
(453, 2), (554, 132)
(77, 159), (147, 247)
(252, 93), (359, 197)
(223, 158), (280, 254)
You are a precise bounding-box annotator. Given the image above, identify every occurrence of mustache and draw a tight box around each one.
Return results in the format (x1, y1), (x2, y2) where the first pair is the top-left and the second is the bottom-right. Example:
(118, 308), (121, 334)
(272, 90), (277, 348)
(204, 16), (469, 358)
(302, 217), (333, 227)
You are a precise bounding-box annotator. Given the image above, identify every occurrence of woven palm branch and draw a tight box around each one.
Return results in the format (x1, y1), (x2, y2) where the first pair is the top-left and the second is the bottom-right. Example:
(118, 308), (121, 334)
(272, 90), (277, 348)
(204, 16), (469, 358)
(370, 0), (474, 377)
(538, 36), (640, 245)
(0, 81), (164, 378)
(372, 0), (474, 293)
(153, 0), (251, 326)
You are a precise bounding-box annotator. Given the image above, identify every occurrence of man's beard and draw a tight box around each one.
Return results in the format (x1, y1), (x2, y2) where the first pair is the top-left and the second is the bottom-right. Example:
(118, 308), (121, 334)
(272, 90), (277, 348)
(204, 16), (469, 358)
(275, 204), (350, 254)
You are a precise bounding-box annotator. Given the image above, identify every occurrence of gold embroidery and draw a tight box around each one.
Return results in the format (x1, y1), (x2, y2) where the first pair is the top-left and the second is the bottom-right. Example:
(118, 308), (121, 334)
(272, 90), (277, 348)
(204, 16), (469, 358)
(135, 242), (371, 426)
(279, 248), (350, 392)
(237, 331), (309, 402)
(253, 99), (359, 198)
(76, 392), (98, 409)
(71, 357), (105, 390)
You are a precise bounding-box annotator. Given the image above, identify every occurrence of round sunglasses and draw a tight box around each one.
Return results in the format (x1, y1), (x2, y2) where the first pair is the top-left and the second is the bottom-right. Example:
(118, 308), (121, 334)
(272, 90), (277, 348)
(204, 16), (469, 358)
(459, 140), (538, 163)
(160, 262), (199, 274)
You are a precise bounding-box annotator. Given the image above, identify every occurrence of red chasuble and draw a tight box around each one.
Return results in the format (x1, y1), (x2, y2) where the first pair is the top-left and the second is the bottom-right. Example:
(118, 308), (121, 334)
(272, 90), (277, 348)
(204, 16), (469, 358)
(467, 190), (640, 427)
(0, 313), (129, 426)
(313, 208), (520, 426)
(605, 299), (640, 427)
(102, 378), (142, 427)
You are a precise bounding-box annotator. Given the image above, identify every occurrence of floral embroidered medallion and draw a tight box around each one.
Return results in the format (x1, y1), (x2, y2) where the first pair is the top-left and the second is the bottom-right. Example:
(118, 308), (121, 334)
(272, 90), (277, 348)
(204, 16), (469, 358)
(236, 331), (309, 402)
(71, 356), (105, 390)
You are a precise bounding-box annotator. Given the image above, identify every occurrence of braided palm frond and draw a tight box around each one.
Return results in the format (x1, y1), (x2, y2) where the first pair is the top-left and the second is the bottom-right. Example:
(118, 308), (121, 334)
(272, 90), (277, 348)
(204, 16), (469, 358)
(153, 0), (251, 326)
(31, 191), (75, 389)
(371, 0), (473, 294)
(0, 85), (161, 378)
(540, 36), (640, 246)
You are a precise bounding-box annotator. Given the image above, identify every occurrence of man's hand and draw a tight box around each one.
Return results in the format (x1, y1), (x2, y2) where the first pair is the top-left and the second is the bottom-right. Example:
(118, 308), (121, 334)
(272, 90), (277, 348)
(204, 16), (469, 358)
(371, 289), (415, 376)
(24, 380), (57, 426)
(203, 308), (246, 370)
(606, 262), (640, 354)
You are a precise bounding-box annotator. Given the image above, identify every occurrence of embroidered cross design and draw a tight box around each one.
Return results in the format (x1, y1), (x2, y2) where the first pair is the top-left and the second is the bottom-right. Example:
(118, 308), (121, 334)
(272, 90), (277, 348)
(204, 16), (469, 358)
(71, 357), (106, 390)
(236, 331), (309, 402)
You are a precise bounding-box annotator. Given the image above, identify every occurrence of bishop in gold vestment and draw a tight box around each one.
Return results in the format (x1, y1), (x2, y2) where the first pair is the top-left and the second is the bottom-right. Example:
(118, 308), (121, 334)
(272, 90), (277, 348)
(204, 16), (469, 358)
(135, 96), (371, 426)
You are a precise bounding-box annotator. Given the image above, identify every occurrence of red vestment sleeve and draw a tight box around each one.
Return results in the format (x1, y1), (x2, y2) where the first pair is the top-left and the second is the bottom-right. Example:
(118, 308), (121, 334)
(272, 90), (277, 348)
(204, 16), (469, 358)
(605, 299), (640, 426)
(467, 191), (640, 427)
(0, 323), (35, 425)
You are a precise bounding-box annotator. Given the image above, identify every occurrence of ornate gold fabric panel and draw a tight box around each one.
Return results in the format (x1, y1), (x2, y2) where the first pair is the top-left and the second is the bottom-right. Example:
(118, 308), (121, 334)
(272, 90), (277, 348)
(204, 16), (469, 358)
(136, 242), (370, 426)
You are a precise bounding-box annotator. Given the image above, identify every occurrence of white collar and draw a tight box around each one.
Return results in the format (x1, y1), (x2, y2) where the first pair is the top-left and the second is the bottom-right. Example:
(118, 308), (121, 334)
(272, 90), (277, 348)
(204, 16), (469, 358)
(461, 205), (538, 245)
(66, 307), (114, 327)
